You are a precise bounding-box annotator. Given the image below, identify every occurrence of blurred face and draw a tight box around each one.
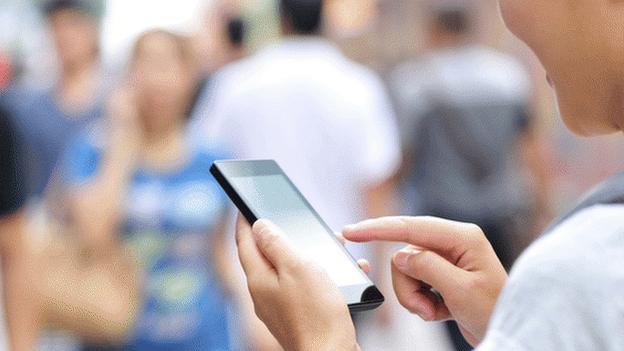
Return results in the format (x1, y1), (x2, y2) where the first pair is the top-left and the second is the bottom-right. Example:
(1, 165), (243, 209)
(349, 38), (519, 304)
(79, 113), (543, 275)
(48, 10), (99, 68)
(131, 33), (194, 133)
(499, 0), (624, 136)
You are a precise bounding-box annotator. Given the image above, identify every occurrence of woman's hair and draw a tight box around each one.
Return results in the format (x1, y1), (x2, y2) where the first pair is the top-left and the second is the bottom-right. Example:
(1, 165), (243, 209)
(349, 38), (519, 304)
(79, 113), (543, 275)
(131, 29), (194, 68)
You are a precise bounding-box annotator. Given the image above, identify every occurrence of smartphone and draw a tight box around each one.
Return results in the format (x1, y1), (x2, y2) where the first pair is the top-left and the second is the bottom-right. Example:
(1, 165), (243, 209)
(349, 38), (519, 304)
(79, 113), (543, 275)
(210, 159), (384, 312)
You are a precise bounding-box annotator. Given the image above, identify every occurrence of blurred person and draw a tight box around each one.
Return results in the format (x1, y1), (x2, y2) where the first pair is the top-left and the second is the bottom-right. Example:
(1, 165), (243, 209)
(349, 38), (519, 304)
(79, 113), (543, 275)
(0, 104), (41, 350)
(204, 0), (401, 329)
(229, 0), (624, 350)
(391, 5), (542, 269)
(59, 30), (252, 351)
(197, 1), (248, 74)
(3, 0), (104, 199)
(188, 3), (248, 132)
(390, 7), (550, 350)
(0, 52), (11, 90)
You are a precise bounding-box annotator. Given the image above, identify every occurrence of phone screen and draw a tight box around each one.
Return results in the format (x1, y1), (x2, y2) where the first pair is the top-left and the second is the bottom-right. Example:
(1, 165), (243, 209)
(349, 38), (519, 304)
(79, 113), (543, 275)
(229, 174), (368, 287)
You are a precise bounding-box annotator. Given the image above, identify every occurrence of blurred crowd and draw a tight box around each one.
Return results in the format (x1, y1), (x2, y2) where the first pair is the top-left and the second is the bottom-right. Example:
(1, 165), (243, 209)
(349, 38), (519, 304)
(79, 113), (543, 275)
(0, 0), (622, 351)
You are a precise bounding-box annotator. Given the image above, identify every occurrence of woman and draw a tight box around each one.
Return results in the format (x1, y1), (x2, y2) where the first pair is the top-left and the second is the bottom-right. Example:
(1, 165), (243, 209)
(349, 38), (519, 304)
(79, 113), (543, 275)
(61, 30), (243, 350)
(235, 0), (624, 350)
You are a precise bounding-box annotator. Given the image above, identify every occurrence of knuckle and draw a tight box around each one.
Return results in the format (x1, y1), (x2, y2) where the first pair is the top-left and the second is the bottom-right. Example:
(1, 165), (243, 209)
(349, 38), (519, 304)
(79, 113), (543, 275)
(464, 274), (488, 292)
(247, 277), (264, 294)
(395, 293), (414, 311)
(258, 230), (279, 249)
(284, 257), (304, 272)
(462, 223), (487, 247)
(409, 250), (434, 269)
(399, 216), (418, 229)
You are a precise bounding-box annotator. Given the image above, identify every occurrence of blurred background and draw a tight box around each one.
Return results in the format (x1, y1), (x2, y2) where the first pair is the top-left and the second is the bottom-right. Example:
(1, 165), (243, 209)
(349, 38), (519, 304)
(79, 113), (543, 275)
(1, 0), (623, 350)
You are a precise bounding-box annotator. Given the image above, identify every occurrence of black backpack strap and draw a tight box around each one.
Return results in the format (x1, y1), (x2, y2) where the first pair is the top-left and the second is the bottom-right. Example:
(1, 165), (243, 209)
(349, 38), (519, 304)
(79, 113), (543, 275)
(544, 172), (624, 234)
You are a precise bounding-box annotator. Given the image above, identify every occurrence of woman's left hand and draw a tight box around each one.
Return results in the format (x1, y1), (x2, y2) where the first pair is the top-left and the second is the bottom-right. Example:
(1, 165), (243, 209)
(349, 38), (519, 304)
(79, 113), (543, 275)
(235, 216), (360, 351)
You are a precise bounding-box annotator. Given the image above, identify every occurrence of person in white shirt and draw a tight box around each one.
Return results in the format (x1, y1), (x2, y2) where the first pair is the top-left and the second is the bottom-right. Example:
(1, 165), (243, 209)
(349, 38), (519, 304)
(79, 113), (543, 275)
(390, 7), (550, 350)
(231, 0), (624, 350)
(203, 1), (400, 261)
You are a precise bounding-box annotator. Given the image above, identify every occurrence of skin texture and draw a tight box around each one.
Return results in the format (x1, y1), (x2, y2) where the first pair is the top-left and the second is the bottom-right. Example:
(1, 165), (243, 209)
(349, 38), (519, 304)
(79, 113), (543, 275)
(499, 0), (624, 136)
(235, 0), (624, 349)
(0, 211), (40, 350)
(343, 217), (507, 345)
(236, 217), (360, 351)
(48, 9), (101, 114)
(48, 10), (98, 70)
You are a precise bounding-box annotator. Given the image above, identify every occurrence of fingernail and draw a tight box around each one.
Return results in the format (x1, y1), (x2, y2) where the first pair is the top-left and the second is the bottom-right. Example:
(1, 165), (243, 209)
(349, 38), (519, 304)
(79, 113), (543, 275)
(393, 251), (411, 269)
(393, 247), (420, 270)
(252, 219), (271, 240)
(342, 224), (355, 232)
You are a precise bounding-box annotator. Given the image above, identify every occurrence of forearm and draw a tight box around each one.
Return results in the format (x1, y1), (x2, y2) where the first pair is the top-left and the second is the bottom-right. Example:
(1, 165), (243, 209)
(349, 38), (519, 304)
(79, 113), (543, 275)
(72, 139), (136, 254)
(1, 214), (40, 350)
(303, 340), (360, 351)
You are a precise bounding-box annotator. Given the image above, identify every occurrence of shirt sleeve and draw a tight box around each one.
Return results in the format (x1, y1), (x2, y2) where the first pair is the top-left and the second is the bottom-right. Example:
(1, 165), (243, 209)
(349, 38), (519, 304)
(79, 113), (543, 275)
(59, 132), (102, 187)
(349, 73), (402, 187)
(477, 251), (615, 351)
(0, 106), (26, 217)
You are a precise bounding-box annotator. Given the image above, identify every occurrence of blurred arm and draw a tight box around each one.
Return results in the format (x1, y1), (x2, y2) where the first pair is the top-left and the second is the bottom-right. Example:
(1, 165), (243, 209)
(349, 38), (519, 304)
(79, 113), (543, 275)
(0, 211), (40, 351)
(210, 214), (282, 350)
(68, 134), (137, 256)
(68, 88), (141, 256)
(211, 214), (239, 295)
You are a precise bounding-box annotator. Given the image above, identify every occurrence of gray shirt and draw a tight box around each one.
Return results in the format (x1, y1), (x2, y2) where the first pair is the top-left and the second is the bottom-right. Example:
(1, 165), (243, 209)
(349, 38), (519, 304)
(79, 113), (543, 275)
(478, 204), (624, 350)
(390, 45), (532, 221)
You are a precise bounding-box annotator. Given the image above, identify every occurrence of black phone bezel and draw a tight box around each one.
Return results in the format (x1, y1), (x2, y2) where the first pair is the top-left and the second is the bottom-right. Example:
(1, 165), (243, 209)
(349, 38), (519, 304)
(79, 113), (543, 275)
(210, 159), (384, 312)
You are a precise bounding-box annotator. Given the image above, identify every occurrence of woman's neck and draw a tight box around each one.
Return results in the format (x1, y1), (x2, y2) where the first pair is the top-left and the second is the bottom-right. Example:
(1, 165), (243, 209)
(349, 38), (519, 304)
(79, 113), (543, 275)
(141, 125), (189, 172)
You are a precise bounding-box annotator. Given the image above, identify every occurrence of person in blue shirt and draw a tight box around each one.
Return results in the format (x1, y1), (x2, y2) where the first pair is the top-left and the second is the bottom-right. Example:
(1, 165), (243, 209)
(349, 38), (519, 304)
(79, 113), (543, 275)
(60, 30), (244, 351)
(3, 0), (105, 198)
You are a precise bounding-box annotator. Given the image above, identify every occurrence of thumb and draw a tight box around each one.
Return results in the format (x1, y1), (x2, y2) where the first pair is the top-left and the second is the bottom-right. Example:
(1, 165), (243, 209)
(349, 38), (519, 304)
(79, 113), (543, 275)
(393, 247), (467, 298)
(252, 219), (300, 272)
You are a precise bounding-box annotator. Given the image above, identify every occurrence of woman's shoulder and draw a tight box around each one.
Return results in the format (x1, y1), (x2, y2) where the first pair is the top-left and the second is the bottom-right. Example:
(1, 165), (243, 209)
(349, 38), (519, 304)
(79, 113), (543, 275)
(511, 204), (624, 285)
(484, 204), (624, 350)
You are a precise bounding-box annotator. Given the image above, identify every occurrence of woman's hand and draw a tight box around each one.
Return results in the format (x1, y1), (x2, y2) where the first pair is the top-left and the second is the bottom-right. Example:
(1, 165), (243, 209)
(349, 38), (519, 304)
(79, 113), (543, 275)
(235, 216), (360, 351)
(343, 216), (507, 346)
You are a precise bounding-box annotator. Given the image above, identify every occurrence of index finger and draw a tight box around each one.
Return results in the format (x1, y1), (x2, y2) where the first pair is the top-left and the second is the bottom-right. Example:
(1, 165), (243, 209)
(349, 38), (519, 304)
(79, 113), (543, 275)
(342, 216), (478, 255)
(235, 215), (272, 278)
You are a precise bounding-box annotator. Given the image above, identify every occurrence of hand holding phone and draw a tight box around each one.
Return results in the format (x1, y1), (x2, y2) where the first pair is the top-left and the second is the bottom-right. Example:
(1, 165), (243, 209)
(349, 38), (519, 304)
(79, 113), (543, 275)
(235, 216), (361, 351)
(211, 159), (384, 311)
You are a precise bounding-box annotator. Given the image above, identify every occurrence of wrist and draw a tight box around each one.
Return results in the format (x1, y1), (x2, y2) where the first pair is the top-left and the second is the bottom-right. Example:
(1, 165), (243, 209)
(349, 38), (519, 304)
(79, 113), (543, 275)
(296, 333), (358, 351)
